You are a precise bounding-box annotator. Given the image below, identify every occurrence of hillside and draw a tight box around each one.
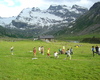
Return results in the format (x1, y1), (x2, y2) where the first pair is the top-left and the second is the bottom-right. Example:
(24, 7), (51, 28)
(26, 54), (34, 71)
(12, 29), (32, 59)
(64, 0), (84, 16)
(72, 2), (100, 35)
(56, 2), (100, 38)
(0, 25), (37, 38)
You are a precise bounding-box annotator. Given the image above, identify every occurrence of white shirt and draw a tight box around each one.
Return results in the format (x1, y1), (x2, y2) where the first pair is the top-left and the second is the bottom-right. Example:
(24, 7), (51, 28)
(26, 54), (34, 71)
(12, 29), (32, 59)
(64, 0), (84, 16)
(54, 52), (58, 57)
(11, 47), (14, 50)
(66, 50), (70, 55)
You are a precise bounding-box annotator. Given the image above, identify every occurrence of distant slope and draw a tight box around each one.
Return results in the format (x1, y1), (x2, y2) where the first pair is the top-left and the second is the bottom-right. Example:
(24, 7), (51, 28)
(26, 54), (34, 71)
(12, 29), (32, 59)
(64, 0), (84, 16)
(0, 25), (37, 38)
(0, 17), (16, 27)
(56, 2), (100, 37)
(71, 2), (100, 35)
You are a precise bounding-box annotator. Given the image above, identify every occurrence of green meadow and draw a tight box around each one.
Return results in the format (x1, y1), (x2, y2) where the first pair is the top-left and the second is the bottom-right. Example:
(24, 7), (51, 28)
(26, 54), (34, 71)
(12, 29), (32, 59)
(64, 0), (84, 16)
(0, 40), (100, 80)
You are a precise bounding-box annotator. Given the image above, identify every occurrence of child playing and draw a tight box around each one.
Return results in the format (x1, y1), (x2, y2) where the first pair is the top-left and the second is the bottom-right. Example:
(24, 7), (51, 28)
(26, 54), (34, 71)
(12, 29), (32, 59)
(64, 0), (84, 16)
(65, 49), (71, 60)
(47, 48), (50, 57)
(33, 47), (36, 57)
(54, 51), (59, 58)
(10, 46), (14, 55)
(41, 46), (44, 55)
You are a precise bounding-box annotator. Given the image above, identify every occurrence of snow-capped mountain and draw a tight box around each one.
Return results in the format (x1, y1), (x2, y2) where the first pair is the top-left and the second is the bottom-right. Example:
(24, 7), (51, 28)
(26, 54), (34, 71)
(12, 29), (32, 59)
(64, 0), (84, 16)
(0, 5), (88, 33)
(0, 16), (16, 27)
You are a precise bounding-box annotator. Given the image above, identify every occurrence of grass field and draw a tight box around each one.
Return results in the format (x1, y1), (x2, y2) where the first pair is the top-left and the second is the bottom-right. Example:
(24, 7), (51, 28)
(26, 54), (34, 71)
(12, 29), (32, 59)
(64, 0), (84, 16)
(0, 40), (100, 80)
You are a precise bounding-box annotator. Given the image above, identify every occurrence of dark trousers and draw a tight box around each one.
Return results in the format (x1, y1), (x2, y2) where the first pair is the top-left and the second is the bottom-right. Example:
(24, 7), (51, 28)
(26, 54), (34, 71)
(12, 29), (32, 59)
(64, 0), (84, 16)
(92, 51), (95, 57)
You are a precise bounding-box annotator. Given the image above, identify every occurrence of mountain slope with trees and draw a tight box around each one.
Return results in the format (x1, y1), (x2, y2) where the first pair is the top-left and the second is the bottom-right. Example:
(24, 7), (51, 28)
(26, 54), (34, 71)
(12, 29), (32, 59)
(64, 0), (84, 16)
(56, 2), (100, 37)
(72, 2), (100, 35)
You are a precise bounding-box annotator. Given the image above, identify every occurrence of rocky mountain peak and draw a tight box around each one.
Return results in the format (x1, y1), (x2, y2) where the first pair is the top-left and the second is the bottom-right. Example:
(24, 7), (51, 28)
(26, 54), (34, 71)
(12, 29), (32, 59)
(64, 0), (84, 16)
(32, 7), (41, 11)
(72, 5), (88, 12)
(48, 5), (68, 10)
(0, 4), (88, 35)
(90, 2), (100, 11)
(72, 5), (82, 9)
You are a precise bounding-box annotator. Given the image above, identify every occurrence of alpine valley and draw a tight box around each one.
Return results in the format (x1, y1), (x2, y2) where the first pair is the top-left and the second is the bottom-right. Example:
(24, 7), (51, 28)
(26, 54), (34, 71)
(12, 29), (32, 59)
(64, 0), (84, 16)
(0, 4), (88, 38)
(55, 2), (100, 43)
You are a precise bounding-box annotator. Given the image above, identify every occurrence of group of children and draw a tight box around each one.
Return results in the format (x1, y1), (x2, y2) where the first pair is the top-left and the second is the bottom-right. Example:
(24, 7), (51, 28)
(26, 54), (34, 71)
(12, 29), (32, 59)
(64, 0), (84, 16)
(33, 46), (73, 60)
(10, 46), (73, 60)
(10, 45), (100, 60)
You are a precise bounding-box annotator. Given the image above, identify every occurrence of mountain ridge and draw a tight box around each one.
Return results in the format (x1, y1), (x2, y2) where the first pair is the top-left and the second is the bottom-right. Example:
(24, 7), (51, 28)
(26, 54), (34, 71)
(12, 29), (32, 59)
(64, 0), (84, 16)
(0, 5), (88, 29)
(56, 2), (100, 37)
(0, 4), (89, 38)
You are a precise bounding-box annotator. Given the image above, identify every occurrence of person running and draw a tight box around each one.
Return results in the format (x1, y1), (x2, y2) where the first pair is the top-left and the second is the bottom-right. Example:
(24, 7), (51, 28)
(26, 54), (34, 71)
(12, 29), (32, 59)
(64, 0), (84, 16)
(65, 49), (71, 60)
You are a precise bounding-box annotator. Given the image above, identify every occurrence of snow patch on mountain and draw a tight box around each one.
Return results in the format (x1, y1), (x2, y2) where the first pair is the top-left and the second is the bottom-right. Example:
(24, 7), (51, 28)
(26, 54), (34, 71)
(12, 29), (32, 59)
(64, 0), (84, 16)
(0, 17), (16, 26)
(0, 4), (88, 31)
(14, 8), (63, 27)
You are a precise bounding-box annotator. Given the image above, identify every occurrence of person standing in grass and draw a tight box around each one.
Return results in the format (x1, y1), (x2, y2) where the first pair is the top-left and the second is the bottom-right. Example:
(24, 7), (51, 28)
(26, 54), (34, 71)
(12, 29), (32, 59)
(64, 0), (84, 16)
(38, 46), (41, 53)
(70, 47), (73, 55)
(47, 48), (50, 57)
(98, 46), (100, 55)
(65, 49), (71, 60)
(41, 46), (44, 55)
(91, 46), (95, 57)
(62, 46), (65, 54)
(10, 46), (14, 55)
(61, 49), (65, 54)
(33, 47), (36, 57)
(58, 47), (62, 54)
(95, 45), (99, 54)
(54, 51), (59, 58)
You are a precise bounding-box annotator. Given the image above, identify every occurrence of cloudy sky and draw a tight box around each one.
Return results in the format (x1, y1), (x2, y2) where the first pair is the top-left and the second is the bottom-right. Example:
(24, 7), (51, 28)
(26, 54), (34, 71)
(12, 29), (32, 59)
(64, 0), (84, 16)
(0, 0), (100, 17)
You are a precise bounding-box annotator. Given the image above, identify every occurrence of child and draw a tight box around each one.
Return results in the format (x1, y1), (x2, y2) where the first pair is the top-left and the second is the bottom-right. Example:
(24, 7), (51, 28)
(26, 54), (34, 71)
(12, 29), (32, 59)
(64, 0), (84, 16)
(10, 46), (14, 55)
(38, 46), (41, 53)
(33, 47), (36, 57)
(98, 46), (100, 55)
(65, 49), (71, 60)
(47, 48), (50, 57)
(91, 46), (95, 57)
(58, 47), (62, 54)
(70, 47), (73, 55)
(41, 46), (44, 55)
(54, 51), (59, 58)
